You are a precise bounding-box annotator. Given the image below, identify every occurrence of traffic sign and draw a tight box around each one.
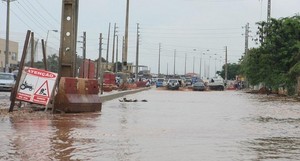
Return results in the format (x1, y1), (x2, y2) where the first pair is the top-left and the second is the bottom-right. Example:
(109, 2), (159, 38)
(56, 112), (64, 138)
(16, 67), (58, 105)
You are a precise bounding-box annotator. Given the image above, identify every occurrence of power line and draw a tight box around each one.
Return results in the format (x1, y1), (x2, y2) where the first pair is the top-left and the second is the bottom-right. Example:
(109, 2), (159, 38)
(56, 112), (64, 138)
(14, 2), (48, 33)
(22, 0), (57, 29)
(33, 0), (60, 24)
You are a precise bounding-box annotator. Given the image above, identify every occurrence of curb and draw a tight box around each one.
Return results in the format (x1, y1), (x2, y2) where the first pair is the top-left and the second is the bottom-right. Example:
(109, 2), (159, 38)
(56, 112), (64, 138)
(100, 87), (150, 103)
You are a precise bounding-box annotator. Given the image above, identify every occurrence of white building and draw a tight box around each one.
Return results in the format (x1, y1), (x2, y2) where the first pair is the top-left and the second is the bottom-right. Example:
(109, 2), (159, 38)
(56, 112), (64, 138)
(0, 38), (18, 72)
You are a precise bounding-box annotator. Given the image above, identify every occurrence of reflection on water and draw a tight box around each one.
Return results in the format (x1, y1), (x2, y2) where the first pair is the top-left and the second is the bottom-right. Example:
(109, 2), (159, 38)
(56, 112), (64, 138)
(0, 90), (300, 160)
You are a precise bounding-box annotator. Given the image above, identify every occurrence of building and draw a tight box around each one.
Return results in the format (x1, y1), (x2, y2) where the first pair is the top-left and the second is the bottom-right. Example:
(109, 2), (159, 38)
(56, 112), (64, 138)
(0, 38), (18, 72)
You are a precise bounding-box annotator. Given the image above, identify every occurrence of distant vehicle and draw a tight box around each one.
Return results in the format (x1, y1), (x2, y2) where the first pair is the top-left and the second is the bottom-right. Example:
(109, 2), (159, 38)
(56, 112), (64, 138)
(207, 77), (225, 91)
(156, 78), (165, 88)
(163, 79), (168, 87)
(167, 79), (180, 90)
(185, 78), (192, 86)
(0, 72), (15, 91)
(192, 82), (206, 91)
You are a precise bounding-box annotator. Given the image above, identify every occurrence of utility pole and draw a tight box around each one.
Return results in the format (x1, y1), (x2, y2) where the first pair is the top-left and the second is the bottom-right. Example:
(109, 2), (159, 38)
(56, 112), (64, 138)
(97, 33), (102, 79)
(122, 36), (125, 70)
(98, 33), (104, 94)
(244, 23), (249, 55)
(111, 23), (117, 72)
(81, 31), (86, 78)
(267, 0), (271, 23)
(4, 0), (16, 72)
(167, 63), (169, 76)
(123, 0), (129, 72)
(225, 46), (228, 84)
(82, 31), (86, 60)
(30, 32), (35, 67)
(158, 43), (161, 75)
(199, 55), (201, 78)
(214, 58), (217, 77)
(184, 53), (187, 75)
(208, 56), (211, 78)
(106, 23), (111, 70)
(173, 50), (176, 75)
(135, 23), (140, 82)
(115, 35), (119, 73)
(193, 56), (195, 74)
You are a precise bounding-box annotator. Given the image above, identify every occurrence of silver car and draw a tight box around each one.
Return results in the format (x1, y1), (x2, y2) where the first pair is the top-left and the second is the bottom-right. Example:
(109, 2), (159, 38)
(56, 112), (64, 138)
(0, 72), (15, 91)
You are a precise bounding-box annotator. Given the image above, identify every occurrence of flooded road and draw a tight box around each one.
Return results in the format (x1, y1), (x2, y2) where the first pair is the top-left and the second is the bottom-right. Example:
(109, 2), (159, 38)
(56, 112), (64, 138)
(1, 89), (300, 160)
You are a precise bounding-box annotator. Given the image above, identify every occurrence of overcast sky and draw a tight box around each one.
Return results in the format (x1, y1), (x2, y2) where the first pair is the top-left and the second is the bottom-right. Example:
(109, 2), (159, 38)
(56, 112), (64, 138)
(0, 0), (299, 76)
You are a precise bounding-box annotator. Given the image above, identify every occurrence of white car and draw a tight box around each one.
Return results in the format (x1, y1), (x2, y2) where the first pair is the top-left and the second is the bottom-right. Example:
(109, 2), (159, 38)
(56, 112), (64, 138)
(0, 72), (15, 91)
(167, 79), (180, 90)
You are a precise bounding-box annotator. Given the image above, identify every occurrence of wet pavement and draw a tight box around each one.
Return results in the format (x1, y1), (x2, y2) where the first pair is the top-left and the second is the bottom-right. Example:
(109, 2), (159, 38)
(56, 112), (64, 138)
(1, 89), (300, 160)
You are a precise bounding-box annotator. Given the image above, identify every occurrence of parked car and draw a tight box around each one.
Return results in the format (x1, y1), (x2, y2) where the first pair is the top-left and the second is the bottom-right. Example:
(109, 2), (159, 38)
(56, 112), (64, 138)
(156, 78), (165, 88)
(167, 79), (180, 90)
(185, 78), (192, 86)
(192, 82), (206, 91)
(0, 72), (15, 91)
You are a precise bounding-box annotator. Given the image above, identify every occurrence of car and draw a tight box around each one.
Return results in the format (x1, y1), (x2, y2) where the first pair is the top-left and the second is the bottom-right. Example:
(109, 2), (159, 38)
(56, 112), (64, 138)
(192, 82), (206, 91)
(185, 78), (192, 86)
(167, 79), (180, 90)
(0, 72), (15, 91)
(156, 78), (165, 88)
(207, 77), (225, 91)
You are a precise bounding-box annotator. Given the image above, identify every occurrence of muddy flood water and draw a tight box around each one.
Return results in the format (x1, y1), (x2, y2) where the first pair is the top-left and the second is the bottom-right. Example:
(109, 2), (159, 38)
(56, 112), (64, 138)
(1, 89), (300, 161)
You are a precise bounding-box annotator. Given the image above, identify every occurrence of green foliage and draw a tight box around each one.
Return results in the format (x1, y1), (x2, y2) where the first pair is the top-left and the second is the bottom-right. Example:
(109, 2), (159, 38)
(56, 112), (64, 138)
(46, 54), (59, 72)
(240, 15), (300, 94)
(217, 63), (241, 80)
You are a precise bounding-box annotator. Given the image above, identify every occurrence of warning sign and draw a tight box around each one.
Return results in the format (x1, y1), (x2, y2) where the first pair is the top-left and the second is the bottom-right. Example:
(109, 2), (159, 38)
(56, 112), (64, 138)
(16, 67), (58, 105)
(34, 80), (50, 97)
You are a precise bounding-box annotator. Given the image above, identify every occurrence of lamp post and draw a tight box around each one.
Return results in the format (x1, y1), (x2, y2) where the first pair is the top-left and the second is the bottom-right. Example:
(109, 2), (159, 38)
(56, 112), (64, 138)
(193, 56), (195, 74)
(208, 56), (211, 78)
(45, 30), (59, 50)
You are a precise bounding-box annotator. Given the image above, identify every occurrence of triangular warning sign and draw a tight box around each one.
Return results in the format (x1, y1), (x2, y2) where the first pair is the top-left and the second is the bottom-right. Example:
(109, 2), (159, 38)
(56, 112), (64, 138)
(34, 80), (50, 97)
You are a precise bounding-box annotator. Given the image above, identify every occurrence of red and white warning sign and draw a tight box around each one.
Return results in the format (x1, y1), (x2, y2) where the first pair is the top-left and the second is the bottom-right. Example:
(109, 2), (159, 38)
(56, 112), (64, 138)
(16, 67), (58, 105)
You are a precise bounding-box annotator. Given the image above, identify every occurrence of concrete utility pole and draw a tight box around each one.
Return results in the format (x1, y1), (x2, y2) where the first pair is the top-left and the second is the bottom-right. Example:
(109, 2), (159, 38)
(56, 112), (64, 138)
(4, 0), (16, 72)
(123, 0), (129, 72)
(112, 23), (117, 71)
(59, 0), (78, 77)
(167, 63), (169, 75)
(173, 50), (176, 75)
(106, 23), (111, 70)
(199, 55), (201, 78)
(115, 35), (119, 73)
(193, 56), (195, 74)
(208, 56), (211, 78)
(82, 31), (86, 60)
(225, 46), (228, 84)
(122, 36), (125, 68)
(184, 53), (187, 75)
(81, 31), (86, 77)
(158, 43), (161, 75)
(98, 33), (104, 94)
(97, 33), (103, 79)
(135, 23), (140, 82)
(244, 23), (249, 55)
(30, 32), (35, 67)
(267, 0), (271, 22)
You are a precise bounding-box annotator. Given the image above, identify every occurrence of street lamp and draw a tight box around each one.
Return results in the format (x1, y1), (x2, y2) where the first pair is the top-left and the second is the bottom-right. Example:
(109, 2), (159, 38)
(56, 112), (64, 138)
(45, 30), (59, 50)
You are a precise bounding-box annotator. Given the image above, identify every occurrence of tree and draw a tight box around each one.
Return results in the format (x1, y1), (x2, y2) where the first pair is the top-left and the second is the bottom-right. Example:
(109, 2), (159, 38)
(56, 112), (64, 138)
(46, 54), (59, 73)
(217, 63), (240, 80)
(240, 15), (300, 94)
